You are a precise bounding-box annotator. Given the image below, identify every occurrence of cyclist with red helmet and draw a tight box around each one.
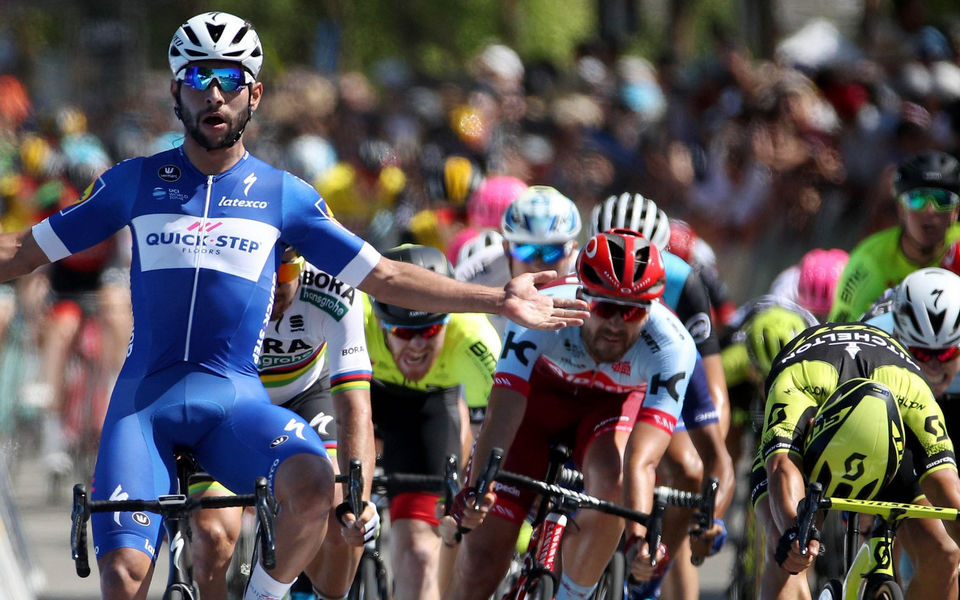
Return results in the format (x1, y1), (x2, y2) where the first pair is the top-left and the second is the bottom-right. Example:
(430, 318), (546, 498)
(445, 229), (698, 600)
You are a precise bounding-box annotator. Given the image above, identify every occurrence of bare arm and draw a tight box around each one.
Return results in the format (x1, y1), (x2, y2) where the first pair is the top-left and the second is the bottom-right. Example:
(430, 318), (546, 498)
(466, 386), (527, 488)
(622, 422), (672, 540)
(358, 257), (588, 330)
(702, 353), (731, 437)
(688, 422), (735, 519)
(920, 468), (960, 545)
(332, 388), (376, 500)
(0, 231), (51, 282)
(765, 452), (807, 534)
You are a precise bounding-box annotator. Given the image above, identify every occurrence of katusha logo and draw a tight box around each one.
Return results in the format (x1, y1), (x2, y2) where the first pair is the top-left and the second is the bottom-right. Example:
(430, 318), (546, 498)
(144, 220), (263, 255)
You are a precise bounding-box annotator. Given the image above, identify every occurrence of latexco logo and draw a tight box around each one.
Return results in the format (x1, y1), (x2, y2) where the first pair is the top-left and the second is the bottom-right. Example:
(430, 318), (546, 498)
(158, 165), (181, 182)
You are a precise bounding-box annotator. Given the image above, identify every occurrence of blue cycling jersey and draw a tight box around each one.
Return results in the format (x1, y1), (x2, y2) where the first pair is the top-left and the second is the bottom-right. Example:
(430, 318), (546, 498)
(31, 148), (382, 561)
(33, 148), (381, 379)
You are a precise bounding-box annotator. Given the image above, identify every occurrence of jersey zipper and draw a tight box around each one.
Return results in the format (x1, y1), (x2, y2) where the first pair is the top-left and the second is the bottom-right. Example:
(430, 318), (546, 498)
(183, 175), (215, 360)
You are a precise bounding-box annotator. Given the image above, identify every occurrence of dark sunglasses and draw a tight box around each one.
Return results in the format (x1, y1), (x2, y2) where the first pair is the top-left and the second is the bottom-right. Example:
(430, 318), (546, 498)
(182, 65), (246, 92)
(384, 320), (447, 341)
(580, 290), (650, 322)
(909, 345), (960, 363)
(898, 188), (960, 212)
(510, 242), (572, 264)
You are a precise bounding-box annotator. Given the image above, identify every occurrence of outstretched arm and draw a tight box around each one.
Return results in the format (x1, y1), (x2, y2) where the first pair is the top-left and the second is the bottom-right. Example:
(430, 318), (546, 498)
(359, 257), (588, 330)
(0, 231), (51, 282)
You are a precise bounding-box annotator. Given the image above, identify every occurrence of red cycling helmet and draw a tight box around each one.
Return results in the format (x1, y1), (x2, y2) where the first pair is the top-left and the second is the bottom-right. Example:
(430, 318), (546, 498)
(576, 228), (666, 301)
(667, 218), (697, 263)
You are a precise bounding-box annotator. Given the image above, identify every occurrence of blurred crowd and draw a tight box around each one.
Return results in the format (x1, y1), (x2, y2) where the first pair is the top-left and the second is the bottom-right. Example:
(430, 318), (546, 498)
(0, 1), (959, 304)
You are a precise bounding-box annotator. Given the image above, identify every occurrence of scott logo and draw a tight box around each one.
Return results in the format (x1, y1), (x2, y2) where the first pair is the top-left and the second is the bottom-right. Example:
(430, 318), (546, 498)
(158, 165), (181, 182)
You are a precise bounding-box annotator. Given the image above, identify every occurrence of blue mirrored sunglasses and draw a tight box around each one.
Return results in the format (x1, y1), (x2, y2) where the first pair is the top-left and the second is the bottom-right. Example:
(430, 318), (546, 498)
(182, 65), (246, 92)
(510, 242), (570, 264)
(898, 187), (960, 212)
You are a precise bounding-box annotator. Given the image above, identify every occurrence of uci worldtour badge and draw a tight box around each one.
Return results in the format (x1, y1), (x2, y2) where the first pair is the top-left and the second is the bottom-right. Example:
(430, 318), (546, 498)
(158, 165), (181, 182)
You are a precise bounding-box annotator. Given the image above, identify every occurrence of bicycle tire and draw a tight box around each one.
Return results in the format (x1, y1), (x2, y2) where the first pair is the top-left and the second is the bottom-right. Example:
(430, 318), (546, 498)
(816, 579), (843, 600)
(226, 509), (258, 600)
(524, 574), (555, 600)
(592, 551), (625, 600)
(867, 580), (904, 600)
(162, 582), (197, 600)
(348, 553), (381, 600)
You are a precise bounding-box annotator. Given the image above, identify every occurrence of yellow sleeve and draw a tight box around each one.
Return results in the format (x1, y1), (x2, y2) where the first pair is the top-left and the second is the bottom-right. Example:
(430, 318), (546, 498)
(721, 341), (753, 387)
(453, 314), (502, 409)
(761, 360), (839, 460)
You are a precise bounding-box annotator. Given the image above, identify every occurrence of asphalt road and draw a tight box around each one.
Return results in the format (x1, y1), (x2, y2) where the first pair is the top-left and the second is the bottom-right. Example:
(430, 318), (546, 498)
(11, 456), (737, 600)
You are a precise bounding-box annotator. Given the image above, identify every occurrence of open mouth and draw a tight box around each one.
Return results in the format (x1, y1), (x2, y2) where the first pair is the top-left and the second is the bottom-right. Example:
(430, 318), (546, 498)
(202, 114), (227, 127)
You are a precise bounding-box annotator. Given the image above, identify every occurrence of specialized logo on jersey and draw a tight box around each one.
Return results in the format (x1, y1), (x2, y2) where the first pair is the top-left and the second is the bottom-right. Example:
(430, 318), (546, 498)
(243, 172), (257, 196)
(132, 213), (279, 282)
(158, 165), (181, 182)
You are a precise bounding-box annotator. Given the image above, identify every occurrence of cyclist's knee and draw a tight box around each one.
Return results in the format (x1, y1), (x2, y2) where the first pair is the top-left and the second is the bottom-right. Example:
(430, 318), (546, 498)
(192, 512), (241, 569)
(275, 453), (334, 519)
(99, 548), (153, 599)
(658, 448), (703, 491)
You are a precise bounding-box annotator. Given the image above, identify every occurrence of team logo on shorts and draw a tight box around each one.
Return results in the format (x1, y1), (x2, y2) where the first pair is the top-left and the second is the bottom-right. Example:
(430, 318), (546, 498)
(270, 435), (290, 448)
(132, 512), (151, 526)
(158, 165), (181, 182)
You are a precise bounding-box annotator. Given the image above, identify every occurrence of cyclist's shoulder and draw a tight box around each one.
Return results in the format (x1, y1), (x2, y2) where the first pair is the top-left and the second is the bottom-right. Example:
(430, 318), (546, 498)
(847, 225), (902, 258)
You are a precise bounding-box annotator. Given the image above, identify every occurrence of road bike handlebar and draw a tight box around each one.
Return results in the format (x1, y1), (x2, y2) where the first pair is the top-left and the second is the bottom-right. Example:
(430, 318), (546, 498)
(70, 476), (277, 577)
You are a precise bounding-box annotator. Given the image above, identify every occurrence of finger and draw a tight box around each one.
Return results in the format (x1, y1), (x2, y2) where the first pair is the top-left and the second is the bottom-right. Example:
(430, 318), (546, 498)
(551, 297), (589, 311)
(528, 270), (559, 284)
(550, 307), (591, 320)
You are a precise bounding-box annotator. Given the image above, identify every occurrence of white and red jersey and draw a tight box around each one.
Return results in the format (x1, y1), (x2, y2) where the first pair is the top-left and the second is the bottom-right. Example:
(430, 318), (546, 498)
(493, 281), (696, 433)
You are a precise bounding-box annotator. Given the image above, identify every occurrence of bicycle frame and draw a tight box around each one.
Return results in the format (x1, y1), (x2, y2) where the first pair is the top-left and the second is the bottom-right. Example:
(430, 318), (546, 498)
(795, 483), (960, 600)
(475, 446), (717, 600)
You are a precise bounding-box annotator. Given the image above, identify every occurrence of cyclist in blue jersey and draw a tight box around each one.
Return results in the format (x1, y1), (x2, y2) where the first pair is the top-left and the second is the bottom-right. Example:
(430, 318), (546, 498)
(0, 13), (587, 600)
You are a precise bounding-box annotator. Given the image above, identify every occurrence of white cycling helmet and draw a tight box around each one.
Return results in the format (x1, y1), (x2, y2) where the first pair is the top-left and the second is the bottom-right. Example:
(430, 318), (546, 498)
(893, 267), (960, 349)
(169, 12), (263, 84)
(590, 192), (670, 249)
(500, 185), (582, 244)
(456, 229), (505, 265)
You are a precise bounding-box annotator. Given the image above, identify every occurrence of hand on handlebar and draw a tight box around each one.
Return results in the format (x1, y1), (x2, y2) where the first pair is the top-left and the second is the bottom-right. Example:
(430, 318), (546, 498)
(627, 538), (668, 582)
(689, 518), (727, 563)
(449, 485), (497, 534)
(335, 500), (380, 546)
(774, 524), (821, 575)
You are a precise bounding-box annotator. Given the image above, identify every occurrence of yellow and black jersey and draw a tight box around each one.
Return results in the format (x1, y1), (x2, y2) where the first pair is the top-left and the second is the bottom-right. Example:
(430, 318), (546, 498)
(760, 322), (955, 482)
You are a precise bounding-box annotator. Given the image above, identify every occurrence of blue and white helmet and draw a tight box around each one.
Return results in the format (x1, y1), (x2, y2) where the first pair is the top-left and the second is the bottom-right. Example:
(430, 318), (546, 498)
(893, 267), (960, 349)
(169, 12), (263, 84)
(500, 185), (582, 244)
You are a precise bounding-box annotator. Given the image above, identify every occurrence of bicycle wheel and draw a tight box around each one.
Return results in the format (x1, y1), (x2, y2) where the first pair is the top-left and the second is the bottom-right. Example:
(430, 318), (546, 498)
(348, 554), (381, 600)
(226, 509), (258, 600)
(867, 580), (904, 600)
(816, 579), (843, 600)
(592, 551), (625, 600)
(525, 574), (555, 600)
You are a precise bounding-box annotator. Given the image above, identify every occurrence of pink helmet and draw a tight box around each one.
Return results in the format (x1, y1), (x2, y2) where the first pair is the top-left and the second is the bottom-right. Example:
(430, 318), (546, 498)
(467, 176), (528, 229)
(797, 248), (849, 316)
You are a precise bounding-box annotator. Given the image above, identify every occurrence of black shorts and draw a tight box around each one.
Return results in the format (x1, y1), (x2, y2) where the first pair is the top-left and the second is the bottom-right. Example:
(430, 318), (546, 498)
(280, 371), (336, 446)
(371, 379), (461, 498)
